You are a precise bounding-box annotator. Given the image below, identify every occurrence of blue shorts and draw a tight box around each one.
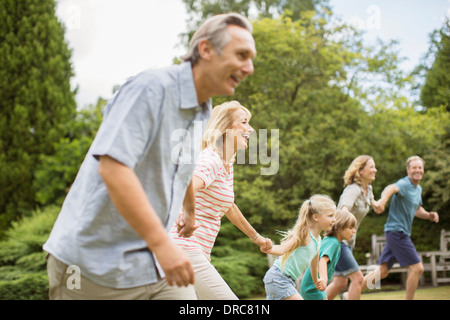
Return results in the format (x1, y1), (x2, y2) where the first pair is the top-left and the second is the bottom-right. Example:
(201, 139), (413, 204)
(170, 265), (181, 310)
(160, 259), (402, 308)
(334, 242), (360, 276)
(378, 231), (421, 268)
(263, 266), (298, 300)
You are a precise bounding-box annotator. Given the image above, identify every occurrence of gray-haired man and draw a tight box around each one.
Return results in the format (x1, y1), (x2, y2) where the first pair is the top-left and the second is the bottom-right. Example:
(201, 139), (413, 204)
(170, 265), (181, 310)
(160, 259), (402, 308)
(44, 13), (256, 300)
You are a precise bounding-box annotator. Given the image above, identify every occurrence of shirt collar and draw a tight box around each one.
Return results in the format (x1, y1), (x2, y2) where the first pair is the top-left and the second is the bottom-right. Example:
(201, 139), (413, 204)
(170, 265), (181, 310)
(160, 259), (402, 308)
(178, 62), (212, 117)
(179, 62), (200, 109)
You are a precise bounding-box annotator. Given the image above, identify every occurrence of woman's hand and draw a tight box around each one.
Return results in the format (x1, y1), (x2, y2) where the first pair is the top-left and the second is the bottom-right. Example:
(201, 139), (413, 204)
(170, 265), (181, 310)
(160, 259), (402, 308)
(255, 236), (273, 253)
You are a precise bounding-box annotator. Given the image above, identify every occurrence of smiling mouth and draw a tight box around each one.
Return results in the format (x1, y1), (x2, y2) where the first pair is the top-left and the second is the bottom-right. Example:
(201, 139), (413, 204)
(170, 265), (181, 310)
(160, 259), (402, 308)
(241, 132), (250, 146)
(231, 75), (241, 85)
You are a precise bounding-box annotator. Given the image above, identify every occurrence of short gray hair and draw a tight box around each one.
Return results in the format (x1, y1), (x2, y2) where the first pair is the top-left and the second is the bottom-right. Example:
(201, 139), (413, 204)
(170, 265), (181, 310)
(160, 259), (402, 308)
(182, 13), (253, 65)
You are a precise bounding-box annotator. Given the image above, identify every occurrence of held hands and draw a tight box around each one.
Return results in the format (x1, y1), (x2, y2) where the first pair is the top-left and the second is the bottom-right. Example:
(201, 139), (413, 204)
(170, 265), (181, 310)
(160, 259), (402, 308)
(314, 278), (327, 291)
(253, 234), (273, 253)
(372, 200), (385, 214)
(176, 210), (199, 238)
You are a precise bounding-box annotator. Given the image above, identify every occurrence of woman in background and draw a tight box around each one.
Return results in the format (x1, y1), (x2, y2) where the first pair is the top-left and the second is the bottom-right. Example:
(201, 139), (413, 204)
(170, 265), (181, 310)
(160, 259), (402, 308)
(326, 155), (381, 300)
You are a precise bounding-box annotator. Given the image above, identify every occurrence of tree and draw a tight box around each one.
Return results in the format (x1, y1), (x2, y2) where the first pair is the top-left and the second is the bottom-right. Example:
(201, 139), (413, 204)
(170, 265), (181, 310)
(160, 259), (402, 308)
(33, 98), (106, 208)
(180, 0), (330, 46)
(416, 19), (450, 226)
(182, 0), (328, 20)
(420, 19), (450, 112)
(210, 13), (443, 296)
(0, 0), (77, 233)
(0, 205), (59, 300)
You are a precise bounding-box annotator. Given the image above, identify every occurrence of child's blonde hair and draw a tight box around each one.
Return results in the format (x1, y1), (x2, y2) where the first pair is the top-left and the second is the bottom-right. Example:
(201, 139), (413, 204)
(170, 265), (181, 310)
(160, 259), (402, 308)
(280, 194), (336, 266)
(325, 209), (356, 237)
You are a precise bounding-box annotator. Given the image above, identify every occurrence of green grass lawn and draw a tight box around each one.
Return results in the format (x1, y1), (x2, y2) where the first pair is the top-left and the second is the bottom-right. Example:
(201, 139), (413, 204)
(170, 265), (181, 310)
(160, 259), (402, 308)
(360, 285), (450, 300)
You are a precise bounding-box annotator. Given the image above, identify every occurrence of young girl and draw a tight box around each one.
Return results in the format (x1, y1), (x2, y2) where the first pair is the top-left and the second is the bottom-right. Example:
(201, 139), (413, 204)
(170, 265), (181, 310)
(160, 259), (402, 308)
(300, 209), (357, 300)
(263, 194), (336, 300)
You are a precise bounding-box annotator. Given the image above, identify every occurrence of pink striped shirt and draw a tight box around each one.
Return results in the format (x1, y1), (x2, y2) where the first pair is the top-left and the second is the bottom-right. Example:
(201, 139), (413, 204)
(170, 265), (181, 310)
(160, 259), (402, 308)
(170, 148), (234, 260)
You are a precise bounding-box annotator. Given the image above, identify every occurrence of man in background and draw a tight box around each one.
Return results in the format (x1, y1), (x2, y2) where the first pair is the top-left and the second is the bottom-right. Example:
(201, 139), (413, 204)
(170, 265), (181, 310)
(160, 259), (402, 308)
(363, 155), (439, 300)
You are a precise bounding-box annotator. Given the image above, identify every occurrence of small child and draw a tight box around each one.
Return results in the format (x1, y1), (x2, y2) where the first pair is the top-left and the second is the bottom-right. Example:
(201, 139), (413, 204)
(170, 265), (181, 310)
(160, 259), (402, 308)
(263, 194), (336, 300)
(300, 209), (357, 300)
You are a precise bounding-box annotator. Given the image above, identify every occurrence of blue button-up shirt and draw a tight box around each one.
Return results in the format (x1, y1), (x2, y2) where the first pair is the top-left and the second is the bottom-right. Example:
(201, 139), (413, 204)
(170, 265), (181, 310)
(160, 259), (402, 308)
(44, 62), (211, 288)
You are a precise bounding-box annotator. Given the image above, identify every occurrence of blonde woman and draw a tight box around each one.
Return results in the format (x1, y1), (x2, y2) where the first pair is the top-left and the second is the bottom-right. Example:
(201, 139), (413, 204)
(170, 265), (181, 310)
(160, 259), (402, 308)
(170, 101), (272, 300)
(263, 195), (336, 300)
(326, 155), (381, 300)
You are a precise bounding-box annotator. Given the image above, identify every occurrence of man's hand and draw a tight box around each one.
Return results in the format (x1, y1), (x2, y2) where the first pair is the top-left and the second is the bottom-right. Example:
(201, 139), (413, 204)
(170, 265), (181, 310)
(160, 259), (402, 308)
(372, 200), (384, 214)
(429, 211), (439, 223)
(153, 239), (195, 287)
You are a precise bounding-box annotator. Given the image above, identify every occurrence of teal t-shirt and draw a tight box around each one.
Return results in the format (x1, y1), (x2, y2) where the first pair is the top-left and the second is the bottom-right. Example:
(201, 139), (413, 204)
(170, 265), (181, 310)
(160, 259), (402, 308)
(384, 176), (422, 236)
(273, 231), (321, 281)
(300, 236), (341, 300)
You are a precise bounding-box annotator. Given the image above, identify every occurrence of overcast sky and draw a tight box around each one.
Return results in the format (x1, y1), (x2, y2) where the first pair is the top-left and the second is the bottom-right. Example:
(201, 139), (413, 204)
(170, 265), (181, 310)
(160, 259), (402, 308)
(55, 0), (449, 108)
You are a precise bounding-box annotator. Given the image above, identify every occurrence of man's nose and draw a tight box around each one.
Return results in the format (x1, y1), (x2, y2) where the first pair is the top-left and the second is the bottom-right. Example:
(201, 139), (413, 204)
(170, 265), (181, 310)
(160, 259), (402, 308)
(242, 59), (254, 76)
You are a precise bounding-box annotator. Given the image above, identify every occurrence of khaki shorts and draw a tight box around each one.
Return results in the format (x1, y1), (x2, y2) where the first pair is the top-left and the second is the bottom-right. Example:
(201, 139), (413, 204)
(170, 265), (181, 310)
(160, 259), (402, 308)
(46, 254), (197, 300)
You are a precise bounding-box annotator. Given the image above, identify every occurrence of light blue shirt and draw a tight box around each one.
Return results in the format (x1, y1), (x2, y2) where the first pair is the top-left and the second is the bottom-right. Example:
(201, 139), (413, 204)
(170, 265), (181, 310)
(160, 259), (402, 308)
(384, 176), (422, 236)
(43, 62), (211, 288)
(273, 231), (321, 281)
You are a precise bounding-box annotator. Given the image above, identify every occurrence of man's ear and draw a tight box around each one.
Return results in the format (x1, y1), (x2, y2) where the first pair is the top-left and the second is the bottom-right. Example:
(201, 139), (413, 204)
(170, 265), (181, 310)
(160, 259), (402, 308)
(197, 39), (214, 61)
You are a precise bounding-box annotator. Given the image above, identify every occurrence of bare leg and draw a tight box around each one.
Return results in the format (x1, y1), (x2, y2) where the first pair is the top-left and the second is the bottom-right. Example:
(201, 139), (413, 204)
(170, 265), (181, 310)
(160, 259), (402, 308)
(326, 276), (348, 300)
(346, 270), (364, 300)
(406, 262), (424, 300)
(284, 292), (303, 300)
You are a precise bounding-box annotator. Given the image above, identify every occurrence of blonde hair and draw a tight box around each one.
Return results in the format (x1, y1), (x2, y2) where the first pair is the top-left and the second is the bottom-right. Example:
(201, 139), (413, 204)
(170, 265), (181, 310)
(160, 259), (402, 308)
(343, 155), (373, 187)
(201, 101), (251, 161)
(325, 209), (356, 237)
(280, 194), (336, 266)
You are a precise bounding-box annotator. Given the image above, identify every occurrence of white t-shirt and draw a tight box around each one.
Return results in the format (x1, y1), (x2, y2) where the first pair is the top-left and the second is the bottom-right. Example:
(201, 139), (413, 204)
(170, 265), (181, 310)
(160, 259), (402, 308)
(170, 148), (235, 260)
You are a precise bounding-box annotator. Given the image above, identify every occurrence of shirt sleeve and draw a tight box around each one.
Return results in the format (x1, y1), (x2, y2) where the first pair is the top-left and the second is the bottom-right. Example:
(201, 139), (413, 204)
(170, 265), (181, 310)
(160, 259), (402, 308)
(395, 178), (408, 198)
(91, 79), (161, 169)
(338, 184), (359, 210)
(320, 238), (340, 262)
(193, 150), (221, 189)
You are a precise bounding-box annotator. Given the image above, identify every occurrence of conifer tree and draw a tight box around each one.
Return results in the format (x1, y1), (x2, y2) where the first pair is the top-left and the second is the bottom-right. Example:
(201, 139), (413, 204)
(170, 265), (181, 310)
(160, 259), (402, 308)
(0, 0), (77, 233)
(420, 20), (450, 112)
